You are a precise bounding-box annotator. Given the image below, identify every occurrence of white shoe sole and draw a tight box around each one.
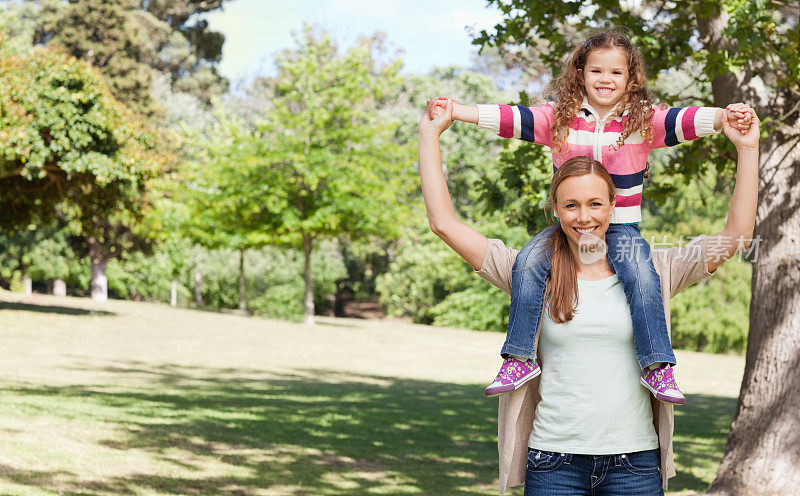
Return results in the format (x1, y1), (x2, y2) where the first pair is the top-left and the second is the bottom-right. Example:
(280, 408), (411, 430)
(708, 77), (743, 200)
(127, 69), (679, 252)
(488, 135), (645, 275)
(485, 368), (541, 398)
(640, 377), (686, 405)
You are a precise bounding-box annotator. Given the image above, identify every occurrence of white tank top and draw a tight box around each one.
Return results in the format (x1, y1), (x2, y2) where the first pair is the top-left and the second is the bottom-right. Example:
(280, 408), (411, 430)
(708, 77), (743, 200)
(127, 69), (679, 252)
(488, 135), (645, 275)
(529, 274), (659, 454)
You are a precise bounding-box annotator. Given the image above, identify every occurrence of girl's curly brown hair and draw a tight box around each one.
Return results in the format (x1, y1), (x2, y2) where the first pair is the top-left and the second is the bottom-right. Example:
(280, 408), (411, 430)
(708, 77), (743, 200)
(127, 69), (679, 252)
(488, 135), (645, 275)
(544, 30), (655, 154)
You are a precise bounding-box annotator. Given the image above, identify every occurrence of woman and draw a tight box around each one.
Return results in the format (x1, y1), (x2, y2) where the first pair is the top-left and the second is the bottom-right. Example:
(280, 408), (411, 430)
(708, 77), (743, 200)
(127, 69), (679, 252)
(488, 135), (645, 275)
(417, 98), (759, 495)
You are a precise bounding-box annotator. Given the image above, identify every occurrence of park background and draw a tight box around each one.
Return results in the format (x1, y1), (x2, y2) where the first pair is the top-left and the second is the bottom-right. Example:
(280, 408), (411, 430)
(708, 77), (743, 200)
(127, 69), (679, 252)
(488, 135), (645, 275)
(0, 1), (796, 495)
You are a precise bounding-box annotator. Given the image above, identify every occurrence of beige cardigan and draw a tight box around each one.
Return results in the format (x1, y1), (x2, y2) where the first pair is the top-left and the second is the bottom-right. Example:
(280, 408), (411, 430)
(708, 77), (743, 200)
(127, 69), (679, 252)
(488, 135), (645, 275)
(475, 235), (715, 494)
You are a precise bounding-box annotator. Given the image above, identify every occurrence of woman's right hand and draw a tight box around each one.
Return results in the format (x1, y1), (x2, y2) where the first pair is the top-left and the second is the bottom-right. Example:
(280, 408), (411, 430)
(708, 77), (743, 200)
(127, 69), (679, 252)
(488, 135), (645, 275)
(723, 105), (759, 150)
(419, 98), (454, 138)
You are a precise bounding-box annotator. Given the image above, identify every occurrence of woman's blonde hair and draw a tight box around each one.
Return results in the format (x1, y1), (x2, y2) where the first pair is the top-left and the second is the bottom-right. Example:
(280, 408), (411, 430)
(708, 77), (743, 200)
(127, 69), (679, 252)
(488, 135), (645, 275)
(545, 157), (616, 323)
(545, 29), (655, 154)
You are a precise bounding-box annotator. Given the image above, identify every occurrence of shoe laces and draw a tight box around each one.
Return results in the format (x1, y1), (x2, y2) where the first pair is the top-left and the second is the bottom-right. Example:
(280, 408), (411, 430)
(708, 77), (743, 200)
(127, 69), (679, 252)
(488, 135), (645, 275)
(494, 360), (516, 381)
(655, 366), (675, 385)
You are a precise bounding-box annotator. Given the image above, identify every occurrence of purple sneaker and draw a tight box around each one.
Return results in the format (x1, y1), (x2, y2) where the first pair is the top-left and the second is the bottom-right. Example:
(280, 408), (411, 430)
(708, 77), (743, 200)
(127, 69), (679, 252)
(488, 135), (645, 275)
(484, 357), (541, 397)
(640, 364), (686, 405)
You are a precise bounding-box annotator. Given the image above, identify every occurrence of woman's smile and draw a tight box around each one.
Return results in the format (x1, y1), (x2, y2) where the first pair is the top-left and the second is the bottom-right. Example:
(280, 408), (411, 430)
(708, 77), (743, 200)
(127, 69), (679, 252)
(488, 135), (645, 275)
(573, 226), (598, 235)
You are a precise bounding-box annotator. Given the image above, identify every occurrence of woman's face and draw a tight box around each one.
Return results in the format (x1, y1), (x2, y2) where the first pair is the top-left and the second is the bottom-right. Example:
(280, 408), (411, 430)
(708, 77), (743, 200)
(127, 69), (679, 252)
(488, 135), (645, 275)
(553, 174), (615, 252)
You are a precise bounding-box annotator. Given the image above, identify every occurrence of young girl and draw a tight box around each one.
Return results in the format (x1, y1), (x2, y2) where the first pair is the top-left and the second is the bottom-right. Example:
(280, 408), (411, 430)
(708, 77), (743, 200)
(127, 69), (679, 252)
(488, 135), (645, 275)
(428, 30), (752, 404)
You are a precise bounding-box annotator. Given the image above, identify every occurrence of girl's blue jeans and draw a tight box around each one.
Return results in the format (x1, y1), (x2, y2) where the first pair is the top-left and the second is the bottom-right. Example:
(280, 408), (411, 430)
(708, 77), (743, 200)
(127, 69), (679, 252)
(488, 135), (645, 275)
(502, 224), (676, 370)
(524, 448), (664, 496)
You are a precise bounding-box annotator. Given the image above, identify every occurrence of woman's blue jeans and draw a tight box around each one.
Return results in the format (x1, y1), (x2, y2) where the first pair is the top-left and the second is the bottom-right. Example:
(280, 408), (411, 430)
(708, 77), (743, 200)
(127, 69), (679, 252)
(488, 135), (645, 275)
(502, 224), (676, 370)
(524, 448), (664, 496)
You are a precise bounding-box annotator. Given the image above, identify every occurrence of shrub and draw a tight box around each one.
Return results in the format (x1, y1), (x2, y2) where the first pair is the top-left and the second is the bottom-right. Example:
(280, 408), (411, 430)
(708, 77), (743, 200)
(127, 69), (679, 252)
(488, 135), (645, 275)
(670, 259), (751, 353)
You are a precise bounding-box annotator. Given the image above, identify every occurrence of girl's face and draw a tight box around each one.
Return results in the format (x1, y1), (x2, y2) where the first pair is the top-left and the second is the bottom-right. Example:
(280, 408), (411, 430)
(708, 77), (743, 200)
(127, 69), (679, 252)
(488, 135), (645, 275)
(582, 47), (629, 116)
(553, 174), (615, 253)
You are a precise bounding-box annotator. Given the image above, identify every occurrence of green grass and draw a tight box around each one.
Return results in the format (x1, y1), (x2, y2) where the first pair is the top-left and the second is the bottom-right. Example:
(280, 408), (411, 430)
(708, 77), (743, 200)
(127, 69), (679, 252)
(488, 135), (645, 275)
(0, 290), (744, 495)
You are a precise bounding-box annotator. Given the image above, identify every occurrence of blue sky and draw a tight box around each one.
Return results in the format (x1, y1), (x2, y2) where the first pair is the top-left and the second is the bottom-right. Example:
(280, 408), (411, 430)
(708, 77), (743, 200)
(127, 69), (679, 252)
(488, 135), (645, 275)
(202, 0), (503, 83)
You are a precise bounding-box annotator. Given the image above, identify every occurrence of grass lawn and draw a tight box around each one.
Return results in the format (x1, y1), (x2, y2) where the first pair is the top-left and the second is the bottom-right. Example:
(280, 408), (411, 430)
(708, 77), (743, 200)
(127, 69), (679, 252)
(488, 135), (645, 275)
(0, 290), (745, 495)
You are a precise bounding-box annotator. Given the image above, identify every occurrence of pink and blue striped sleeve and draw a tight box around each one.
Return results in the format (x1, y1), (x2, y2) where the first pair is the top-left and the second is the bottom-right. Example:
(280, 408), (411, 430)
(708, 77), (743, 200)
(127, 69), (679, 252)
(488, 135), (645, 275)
(476, 104), (553, 147)
(650, 106), (720, 149)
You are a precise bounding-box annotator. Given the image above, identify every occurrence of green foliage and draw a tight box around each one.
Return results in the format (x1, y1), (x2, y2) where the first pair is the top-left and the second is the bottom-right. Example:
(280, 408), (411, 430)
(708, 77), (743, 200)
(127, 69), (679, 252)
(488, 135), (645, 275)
(248, 243), (347, 320)
(42, 0), (159, 117)
(259, 26), (414, 246)
(102, 242), (346, 320)
(183, 27), (414, 247)
(377, 229), (474, 324)
(192, 244), (345, 320)
(0, 47), (159, 228)
(641, 165), (750, 354)
(28, 0), (230, 115)
(671, 260), (751, 353)
(376, 221), (527, 329)
(140, 0), (229, 102)
(26, 230), (77, 282)
(479, 139), (556, 236)
(0, 221), (89, 293)
(335, 238), (394, 303)
(398, 68), (511, 219)
(176, 26), (416, 319)
(0, 0), (57, 58)
(430, 284), (510, 331)
(178, 115), (277, 251)
(106, 248), (177, 301)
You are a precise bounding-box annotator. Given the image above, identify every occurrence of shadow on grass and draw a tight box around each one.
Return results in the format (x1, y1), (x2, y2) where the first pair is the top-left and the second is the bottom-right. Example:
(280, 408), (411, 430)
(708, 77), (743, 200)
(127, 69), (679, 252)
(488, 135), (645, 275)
(671, 393), (738, 492)
(1, 364), (737, 496)
(0, 300), (115, 316)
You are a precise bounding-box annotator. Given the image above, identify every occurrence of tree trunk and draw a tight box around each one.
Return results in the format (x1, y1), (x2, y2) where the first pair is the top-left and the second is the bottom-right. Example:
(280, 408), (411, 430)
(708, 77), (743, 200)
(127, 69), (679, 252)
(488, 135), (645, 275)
(302, 232), (314, 325)
(90, 258), (108, 301)
(88, 237), (110, 302)
(53, 279), (67, 297)
(194, 269), (203, 306)
(698, 7), (800, 494)
(170, 280), (178, 307)
(22, 272), (32, 296)
(332, 237), (346, 317)
(238, 248), (247, 312)
(706, 127), (800, 496)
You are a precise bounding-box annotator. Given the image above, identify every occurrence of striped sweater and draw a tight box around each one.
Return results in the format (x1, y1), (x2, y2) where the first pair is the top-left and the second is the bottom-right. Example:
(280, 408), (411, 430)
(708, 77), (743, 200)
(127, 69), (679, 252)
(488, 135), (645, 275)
(477, 99), (720, 224)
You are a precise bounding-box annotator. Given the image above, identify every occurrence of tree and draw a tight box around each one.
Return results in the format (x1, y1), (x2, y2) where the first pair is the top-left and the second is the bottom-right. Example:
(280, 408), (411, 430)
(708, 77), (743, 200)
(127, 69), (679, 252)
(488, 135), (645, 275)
(40, 0), (159, 117)
(474, 2), (800, 494)
(140, 0), (229, 103)
(18, 0), (229, 114)
(0, 225), (45, 295)
(215, 27), (414, 325)
(180, 114), (276, 311)
(0, 47), (162, 301)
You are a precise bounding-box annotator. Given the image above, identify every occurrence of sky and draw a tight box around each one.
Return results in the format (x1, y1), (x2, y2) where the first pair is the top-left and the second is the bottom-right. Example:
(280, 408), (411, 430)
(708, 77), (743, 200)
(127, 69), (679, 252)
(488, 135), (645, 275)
(201, 0), (504, 84)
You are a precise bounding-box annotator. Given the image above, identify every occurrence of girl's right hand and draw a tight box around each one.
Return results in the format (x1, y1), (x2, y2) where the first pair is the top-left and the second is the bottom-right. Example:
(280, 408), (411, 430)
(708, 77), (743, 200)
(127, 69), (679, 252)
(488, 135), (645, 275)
(426, 96), (458, 120)
(420, 98), (454, 137)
